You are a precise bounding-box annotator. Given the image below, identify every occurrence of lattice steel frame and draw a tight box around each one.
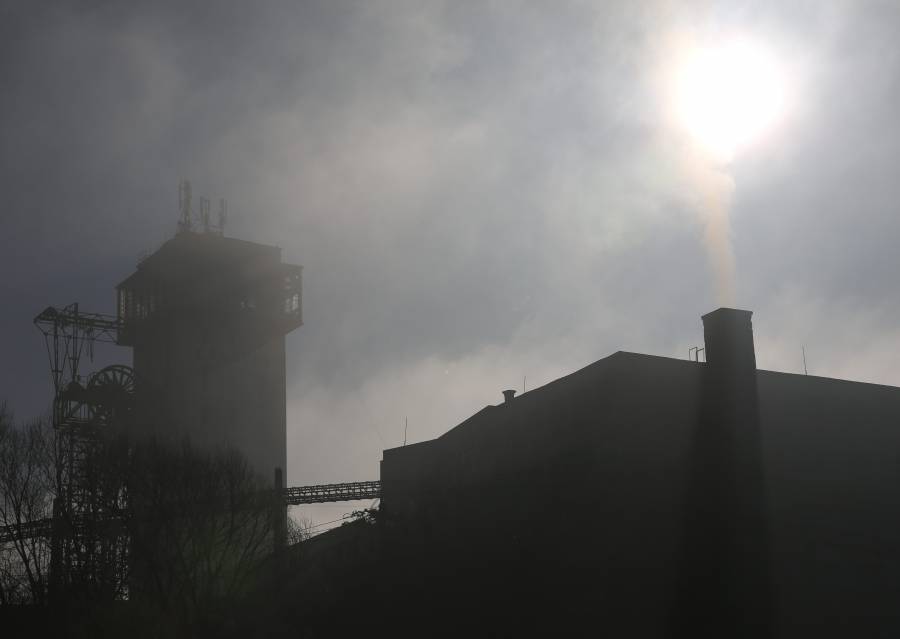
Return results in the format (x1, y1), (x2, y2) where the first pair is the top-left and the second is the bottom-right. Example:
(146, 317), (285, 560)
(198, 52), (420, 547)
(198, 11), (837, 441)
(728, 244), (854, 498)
(284, 481), (381, 505)
(33, 304), (131, 601)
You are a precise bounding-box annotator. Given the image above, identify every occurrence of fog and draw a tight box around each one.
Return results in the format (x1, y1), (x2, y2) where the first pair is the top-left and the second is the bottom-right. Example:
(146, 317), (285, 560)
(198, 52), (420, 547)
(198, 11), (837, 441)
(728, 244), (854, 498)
(3, 1), (900, 525)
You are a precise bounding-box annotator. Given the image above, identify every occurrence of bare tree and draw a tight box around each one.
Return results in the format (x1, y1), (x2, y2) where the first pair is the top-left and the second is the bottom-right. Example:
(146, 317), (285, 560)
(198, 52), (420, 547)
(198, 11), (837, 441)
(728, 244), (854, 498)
(0, 404), (56, 605)
(287, 514), (313, 544)
(0, 407), (279, 634)
(123, 437), (276, 627)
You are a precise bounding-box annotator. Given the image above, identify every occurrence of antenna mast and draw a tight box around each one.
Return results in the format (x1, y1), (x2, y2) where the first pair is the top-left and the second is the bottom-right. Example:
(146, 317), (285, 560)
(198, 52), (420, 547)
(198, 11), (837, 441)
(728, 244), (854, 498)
(217, 198), (227, 236)
(177, 181), (227, 236)
(177, 179), (193, 233)
(199, 196), (210, 233)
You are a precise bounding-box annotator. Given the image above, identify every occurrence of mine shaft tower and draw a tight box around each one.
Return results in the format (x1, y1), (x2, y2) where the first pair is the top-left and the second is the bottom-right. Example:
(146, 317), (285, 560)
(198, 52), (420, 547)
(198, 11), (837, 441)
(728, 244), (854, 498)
(8, 187), (387, 597)
(27, 185), (303, 598)
(116, 191), (303, 477)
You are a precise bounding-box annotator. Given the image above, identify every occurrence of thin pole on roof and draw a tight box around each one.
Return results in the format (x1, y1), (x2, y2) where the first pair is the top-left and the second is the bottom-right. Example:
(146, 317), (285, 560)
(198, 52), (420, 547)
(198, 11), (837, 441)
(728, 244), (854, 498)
(802, 346), (808, 375)
(403, 417), (407, 446)
(523, 376), (526, 393)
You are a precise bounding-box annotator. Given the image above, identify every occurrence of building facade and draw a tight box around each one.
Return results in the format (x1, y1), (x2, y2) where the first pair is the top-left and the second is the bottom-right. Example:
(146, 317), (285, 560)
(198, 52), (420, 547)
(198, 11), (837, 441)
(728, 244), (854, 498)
(116, 231), (302, 478)
(377, 308), (900, 637)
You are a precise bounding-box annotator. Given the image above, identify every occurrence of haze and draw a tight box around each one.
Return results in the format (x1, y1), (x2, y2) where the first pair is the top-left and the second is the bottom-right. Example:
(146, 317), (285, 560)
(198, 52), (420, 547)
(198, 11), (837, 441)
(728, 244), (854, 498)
(2, 1), (899, 525)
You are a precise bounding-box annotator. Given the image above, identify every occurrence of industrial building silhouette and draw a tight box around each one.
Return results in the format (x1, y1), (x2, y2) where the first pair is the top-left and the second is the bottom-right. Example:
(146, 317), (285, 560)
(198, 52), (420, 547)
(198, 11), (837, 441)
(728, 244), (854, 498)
(270, 308), (900, 638)
(116, 230), (302, 477)
(8, 212), (900, 636)
(7, 198), (307, 604)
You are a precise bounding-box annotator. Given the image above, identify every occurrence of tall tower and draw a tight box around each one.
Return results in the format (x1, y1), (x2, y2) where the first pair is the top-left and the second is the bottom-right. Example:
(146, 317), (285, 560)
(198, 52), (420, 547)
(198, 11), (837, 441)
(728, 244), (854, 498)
(115, 231), (302, 477)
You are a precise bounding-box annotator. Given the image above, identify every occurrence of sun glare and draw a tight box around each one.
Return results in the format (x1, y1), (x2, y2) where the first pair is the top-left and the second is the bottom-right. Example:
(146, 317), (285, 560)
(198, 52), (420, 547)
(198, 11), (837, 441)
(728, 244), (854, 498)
(675, 38), (785, 162)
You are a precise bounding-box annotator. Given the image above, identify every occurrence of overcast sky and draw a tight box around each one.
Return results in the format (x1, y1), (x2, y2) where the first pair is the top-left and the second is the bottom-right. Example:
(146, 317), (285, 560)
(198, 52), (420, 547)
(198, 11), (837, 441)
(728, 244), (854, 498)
(3, 1), (900, 523)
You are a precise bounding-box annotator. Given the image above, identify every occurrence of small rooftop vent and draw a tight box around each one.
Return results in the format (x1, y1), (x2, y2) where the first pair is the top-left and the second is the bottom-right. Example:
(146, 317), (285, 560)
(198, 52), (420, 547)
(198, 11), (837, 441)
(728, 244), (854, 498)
(502, 389), (517, 404)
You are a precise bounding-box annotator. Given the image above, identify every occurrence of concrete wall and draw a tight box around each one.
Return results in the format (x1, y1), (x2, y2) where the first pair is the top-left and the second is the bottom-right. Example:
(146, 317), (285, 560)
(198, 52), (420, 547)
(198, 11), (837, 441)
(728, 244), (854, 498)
(133, 330), (286, 479)
(758, 371), (900, 636)
(124, 234), (297, 480)
(380, 352), (703, 635)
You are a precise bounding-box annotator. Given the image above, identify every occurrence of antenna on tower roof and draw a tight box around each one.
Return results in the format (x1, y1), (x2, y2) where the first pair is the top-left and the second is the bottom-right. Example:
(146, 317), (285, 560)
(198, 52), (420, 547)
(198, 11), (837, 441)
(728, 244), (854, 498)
(217, 199), (227, 236)
(177, 179), (193, 234)
(199, 196), (210, 233)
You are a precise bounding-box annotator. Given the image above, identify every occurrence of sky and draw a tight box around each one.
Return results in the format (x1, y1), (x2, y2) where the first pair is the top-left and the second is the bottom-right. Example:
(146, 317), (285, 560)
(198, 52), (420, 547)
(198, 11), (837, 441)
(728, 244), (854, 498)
(3, 1), (900, 527)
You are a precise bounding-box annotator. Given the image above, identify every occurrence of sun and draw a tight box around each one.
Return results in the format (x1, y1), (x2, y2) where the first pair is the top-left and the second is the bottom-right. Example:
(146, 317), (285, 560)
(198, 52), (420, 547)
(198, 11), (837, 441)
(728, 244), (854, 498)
(674, 38), (785, 162)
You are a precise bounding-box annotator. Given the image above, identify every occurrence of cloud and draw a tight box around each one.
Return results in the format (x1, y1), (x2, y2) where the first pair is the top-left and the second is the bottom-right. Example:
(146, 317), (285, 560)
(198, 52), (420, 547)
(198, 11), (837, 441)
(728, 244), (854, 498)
(2, 1), (900, 521)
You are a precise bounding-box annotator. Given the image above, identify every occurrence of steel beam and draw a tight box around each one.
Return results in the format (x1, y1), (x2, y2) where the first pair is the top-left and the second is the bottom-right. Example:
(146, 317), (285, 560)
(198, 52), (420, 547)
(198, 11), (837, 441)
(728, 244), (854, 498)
(283, 481), (381, 505)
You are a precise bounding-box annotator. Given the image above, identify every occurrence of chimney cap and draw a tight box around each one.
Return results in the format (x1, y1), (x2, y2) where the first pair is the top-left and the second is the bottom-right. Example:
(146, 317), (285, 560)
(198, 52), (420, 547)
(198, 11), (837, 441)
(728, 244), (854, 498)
(701, 307), (753, 321)
(502, 389), (517, 404)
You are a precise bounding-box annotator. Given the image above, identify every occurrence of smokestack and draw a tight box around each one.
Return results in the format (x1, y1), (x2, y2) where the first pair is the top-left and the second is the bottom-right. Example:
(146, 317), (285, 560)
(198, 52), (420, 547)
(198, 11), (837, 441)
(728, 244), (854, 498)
(502, 389), (516, 404)
(672, 307), (771, 635)
(701, 308), (756, 373)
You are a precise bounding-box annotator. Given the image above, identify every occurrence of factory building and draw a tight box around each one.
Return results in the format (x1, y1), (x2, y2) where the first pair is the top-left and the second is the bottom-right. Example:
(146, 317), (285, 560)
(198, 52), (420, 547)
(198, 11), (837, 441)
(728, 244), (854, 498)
(366, 308), (900, 637)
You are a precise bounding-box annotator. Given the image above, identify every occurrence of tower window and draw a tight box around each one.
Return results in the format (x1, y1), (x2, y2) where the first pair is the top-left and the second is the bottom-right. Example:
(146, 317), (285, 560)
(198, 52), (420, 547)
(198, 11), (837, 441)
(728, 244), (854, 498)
(284, 293), (300, 314)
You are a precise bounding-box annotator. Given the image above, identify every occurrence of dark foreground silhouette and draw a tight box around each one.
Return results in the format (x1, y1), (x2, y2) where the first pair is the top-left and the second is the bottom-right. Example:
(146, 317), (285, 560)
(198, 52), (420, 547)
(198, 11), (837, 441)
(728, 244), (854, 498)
(7, 303), (900, 637)
(251, 309), (900, 637)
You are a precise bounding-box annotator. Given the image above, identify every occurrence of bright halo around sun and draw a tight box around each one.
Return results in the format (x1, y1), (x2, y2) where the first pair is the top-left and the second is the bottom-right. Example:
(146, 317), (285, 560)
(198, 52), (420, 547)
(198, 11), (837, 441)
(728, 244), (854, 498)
(674, 38), (785, 162)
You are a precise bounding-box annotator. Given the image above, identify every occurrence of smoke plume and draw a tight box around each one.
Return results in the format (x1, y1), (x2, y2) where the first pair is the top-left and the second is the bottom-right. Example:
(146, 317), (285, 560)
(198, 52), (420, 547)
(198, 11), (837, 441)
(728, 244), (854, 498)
(699, 166), (737, 306)
(682, 154), (738, 307)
